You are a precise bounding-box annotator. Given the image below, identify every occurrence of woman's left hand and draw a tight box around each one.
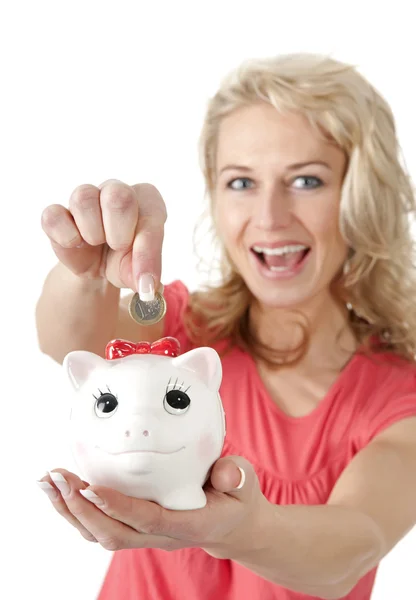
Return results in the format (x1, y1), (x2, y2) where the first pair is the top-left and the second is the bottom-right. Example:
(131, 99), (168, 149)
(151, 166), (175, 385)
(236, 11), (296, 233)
(38, 455), (270, 560)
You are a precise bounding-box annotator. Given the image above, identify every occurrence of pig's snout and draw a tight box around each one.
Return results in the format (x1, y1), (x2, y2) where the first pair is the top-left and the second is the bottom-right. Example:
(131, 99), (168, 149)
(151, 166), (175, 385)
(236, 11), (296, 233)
(125, 429), (149, 438)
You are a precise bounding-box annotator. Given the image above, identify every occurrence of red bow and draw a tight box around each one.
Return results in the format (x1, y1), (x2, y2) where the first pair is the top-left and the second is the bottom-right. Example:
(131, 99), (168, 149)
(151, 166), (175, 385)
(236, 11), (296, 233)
(105, 337), (181, 360)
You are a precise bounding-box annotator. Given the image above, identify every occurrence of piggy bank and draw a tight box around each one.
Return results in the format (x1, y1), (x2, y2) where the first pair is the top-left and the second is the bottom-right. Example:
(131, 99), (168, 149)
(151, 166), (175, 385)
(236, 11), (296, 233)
(62, 337), (226, 510)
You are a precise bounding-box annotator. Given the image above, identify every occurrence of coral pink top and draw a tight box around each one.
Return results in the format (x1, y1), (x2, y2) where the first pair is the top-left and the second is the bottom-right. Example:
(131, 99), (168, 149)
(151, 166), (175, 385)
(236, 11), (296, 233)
(98, 281), (416, 600)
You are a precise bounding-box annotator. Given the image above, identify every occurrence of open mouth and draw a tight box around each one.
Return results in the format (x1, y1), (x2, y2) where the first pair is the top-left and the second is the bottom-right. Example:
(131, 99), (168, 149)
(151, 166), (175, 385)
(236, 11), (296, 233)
(251, 244), (310, 272)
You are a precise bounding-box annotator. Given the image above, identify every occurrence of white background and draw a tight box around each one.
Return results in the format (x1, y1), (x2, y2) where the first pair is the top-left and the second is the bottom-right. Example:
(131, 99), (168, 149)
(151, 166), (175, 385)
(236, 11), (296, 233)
(1, 1), (415, 598)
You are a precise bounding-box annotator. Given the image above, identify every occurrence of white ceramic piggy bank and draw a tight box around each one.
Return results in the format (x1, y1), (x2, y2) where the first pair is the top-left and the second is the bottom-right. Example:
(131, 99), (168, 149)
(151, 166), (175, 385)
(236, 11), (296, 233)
(63, 337), (226, 510)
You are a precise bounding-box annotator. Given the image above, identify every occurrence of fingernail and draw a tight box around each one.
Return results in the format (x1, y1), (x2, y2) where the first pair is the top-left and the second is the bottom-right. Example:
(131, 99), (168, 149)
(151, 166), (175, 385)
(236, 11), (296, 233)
(49, 472), (70, 497)
(79, 489), (104, 507)
(138, 272), (155, 301)
(233, 467), (246, 490)
(36, 480), (60, 501)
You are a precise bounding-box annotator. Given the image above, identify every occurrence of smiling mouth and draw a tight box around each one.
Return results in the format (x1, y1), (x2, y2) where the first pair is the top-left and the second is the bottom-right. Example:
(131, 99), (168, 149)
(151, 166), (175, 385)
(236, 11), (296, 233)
(251, 246), (310, 270)
(96, 446), (185, 456)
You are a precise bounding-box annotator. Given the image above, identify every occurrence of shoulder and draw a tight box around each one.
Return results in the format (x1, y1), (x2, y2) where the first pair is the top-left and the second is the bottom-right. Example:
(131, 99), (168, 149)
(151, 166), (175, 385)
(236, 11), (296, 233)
(349, 351), (416, 447)
(163, 279), (190, 307)
(351, 350), (416, 393)
(162, 280), (193, 351)
(163, 280), (240, 357)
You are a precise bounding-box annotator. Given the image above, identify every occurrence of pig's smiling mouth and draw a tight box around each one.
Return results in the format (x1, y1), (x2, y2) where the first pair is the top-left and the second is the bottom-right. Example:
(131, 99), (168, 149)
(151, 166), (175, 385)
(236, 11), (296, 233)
(96, 446), (186, 456)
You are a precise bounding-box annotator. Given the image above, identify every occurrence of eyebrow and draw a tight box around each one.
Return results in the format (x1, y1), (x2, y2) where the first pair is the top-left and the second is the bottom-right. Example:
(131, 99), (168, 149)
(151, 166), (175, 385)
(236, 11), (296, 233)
(219, 161), (332, 174)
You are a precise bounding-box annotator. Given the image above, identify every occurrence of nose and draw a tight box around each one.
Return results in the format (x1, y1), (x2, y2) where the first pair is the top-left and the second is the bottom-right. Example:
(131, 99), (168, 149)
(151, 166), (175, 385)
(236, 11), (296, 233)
(124, 430), (150, 437)
(253, 186), (292, 230)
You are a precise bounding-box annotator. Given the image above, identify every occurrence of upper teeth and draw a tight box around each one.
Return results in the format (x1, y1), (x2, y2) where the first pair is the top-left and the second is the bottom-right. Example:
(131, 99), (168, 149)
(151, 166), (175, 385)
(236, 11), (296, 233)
(252, 244), (308, 256)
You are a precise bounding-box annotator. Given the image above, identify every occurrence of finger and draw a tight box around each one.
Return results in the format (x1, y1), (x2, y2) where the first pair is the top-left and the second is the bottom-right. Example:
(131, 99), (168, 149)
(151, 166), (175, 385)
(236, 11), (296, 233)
(209, 456), (258, 502)
(78, 486), (169, 535)
(79, 485), (199, 548)
(131, 183), (166, 297)
(99, 181), (139, 251)
(68, 184), (105, 246)
(51, 473), (186, 551)
(82, 484), (213, 545)
(41, 203), (103, 276)
(36, 471), (97, 542)
(41, 204), (83, 249)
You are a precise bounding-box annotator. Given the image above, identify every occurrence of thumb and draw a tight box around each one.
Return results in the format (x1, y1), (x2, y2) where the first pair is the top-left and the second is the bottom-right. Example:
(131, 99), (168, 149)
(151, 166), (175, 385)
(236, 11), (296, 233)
(209, 455), (258, 501)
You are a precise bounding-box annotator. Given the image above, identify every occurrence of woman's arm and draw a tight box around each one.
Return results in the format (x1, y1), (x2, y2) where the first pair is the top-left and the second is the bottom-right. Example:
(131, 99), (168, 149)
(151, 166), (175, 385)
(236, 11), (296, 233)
(38, 409), (416, 599)
(234, 503), (382, 599)
(232, 415), (416, 598)
(36, 263), (164, 363)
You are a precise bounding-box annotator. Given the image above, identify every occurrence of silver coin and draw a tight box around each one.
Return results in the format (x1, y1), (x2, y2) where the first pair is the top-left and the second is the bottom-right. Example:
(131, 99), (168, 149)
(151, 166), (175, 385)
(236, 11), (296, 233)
(128, 291), (167, 326)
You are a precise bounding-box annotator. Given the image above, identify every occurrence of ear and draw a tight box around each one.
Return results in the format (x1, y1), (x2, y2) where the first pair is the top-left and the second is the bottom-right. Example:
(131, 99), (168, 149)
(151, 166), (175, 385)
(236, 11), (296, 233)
(63, 350), (107, 391)
(172, 347), (222, 392)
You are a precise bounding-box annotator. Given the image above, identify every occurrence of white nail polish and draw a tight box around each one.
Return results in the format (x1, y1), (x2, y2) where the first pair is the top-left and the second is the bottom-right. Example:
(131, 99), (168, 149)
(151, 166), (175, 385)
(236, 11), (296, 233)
(49, 472), (70, 497)
(138, 273), (155, 301)
(36, 480), (59, 501)
(79, 489), (104, 506)
(234, 467), (246, 490)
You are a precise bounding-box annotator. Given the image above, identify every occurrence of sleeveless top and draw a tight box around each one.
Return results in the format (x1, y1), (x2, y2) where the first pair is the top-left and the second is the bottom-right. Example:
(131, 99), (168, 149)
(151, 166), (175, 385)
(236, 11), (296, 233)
(98, 280), (416, 599)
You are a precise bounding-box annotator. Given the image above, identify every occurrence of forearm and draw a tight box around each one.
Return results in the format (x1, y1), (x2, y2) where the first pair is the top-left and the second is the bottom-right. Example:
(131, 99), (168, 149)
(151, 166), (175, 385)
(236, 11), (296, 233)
(35, 262), (121, 363)
(234, 504), (384, 599)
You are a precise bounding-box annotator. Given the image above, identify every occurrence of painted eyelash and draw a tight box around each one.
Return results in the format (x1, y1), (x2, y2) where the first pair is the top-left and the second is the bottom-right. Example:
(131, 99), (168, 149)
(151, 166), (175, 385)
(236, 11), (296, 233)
(165, 377), (191, 397)
(93, 384), (117, 400)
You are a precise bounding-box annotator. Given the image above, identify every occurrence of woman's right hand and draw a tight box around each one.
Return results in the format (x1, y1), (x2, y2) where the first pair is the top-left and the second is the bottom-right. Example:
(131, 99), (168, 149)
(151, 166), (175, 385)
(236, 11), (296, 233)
(41, 180), (167, 299)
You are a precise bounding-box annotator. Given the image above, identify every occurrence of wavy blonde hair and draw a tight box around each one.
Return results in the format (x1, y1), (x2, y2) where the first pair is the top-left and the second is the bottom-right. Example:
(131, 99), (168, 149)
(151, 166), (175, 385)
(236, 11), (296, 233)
(182, 53), (416, 366)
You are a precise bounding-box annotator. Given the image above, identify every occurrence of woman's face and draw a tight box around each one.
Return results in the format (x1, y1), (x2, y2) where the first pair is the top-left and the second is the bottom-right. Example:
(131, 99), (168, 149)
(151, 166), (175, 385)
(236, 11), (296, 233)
(213, 103), (348, 310)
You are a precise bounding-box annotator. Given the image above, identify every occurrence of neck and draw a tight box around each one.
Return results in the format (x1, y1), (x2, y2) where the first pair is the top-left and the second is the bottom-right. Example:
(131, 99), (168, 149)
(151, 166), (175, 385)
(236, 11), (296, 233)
(249, 290), (357, 373)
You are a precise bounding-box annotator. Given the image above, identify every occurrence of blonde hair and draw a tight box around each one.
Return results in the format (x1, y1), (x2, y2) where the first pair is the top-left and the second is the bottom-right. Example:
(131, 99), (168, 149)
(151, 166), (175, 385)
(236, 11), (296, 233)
(183, 53), (416, 366)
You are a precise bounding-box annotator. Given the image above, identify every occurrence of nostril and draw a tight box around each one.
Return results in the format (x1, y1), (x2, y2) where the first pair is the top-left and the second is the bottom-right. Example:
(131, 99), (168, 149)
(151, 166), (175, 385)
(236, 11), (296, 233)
(125, 430), (131, 437)
(143, 430), (149, 437)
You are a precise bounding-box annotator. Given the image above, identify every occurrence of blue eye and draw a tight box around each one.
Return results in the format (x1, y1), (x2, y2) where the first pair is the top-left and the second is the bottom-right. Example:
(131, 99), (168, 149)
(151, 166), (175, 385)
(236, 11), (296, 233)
(292, 176), (323, 189)
(227, 177), (254, 190)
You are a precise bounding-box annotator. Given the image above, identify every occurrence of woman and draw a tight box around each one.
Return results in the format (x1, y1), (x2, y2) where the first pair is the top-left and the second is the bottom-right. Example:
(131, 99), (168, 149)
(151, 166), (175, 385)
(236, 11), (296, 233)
(35, 53), (416, 599)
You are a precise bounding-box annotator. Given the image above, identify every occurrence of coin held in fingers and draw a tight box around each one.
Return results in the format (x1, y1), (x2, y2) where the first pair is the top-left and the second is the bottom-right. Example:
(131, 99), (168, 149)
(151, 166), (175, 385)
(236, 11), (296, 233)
(128, 291), (167, 326)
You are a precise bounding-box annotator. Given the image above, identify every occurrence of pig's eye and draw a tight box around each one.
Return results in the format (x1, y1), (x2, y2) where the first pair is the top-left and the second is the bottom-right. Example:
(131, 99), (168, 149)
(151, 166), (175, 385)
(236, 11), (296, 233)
(94, 392), (118, 418)
(164, 390), (191, 415)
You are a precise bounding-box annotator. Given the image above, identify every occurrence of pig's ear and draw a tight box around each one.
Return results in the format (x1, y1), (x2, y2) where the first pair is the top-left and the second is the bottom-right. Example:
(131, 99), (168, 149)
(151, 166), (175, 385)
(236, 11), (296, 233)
(63, 351), (107, 391)
(172, 347), (222, 392)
